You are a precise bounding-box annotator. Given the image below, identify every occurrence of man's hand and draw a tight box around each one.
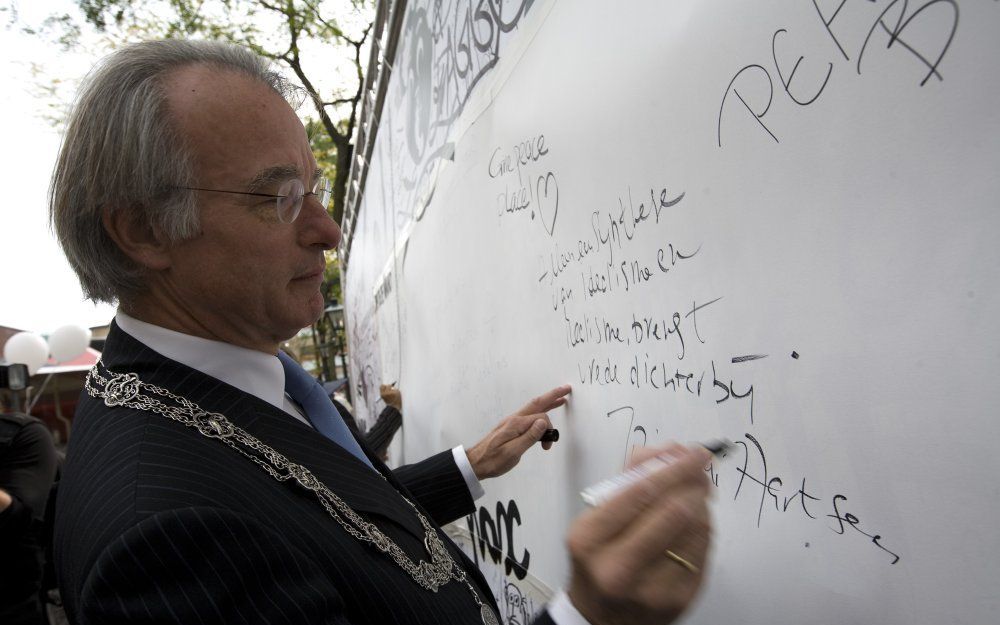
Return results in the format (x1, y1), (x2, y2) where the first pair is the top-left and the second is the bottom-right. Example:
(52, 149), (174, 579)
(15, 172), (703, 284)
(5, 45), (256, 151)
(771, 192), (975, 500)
(466, 384), (571, 480)
(379, 384), (402, 411)
(565, 443), (713, 625)
(0, 488), (12, 512)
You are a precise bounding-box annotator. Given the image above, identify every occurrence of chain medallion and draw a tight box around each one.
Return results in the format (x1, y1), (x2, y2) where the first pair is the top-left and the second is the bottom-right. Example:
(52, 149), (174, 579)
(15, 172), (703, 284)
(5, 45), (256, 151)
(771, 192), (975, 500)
(86, 362), (497, 622)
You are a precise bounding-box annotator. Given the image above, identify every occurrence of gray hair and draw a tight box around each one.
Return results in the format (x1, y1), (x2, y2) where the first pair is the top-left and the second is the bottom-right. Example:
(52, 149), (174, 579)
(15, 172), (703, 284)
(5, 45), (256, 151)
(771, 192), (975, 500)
(50, 39), (294, 304)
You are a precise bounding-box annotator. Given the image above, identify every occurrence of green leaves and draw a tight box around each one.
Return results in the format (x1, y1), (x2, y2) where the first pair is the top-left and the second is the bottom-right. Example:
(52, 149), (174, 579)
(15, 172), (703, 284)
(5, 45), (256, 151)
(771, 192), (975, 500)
(58, 0), (374, 223)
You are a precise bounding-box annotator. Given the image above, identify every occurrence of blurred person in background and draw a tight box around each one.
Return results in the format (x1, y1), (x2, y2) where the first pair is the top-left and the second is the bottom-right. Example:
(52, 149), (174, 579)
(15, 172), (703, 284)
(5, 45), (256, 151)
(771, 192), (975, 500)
(334, 383), (404, 463)
(1, 411), (58, 625)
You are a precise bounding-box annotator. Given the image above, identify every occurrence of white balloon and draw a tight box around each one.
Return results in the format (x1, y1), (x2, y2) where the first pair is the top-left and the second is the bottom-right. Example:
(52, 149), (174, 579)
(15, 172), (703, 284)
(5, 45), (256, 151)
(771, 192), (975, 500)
(49, 324), (93, 363)
(3, 331), (49, 375)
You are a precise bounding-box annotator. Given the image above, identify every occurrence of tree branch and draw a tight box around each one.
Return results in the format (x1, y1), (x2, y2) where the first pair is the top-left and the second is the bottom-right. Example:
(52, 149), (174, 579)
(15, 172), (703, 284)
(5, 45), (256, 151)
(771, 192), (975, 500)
(301, 0), (347, 41)
(345, 21), (372, 146)
(323, 97), (358, 107)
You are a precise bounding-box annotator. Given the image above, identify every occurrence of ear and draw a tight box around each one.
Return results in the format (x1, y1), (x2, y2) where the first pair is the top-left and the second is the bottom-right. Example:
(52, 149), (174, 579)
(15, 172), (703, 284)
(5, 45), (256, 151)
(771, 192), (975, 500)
(101, 206), (174, 271)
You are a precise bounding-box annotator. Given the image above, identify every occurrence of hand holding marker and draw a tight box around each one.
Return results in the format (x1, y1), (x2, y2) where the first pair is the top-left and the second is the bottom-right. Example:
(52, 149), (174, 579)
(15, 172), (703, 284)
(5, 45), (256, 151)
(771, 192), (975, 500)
(581, 439), (731, 506)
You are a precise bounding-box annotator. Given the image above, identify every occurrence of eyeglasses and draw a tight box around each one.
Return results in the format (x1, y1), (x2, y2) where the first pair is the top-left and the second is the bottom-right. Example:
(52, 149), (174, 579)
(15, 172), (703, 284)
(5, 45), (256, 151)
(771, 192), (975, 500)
(178, 176), (332, 223)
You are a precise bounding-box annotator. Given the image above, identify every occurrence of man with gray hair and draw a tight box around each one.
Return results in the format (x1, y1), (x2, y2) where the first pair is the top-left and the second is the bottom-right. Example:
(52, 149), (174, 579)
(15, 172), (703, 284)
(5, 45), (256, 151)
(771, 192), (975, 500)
(51, 40), (712, 625)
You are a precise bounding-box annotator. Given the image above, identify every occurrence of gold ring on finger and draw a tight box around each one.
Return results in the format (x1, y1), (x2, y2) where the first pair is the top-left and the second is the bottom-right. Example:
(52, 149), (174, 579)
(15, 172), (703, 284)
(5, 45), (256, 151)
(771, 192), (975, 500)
(664, 549), (699, 574)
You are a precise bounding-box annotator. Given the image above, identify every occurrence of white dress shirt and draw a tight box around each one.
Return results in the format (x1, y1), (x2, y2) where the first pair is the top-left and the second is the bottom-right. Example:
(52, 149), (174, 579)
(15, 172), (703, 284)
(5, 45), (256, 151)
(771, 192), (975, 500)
(114, 310), (587, 625)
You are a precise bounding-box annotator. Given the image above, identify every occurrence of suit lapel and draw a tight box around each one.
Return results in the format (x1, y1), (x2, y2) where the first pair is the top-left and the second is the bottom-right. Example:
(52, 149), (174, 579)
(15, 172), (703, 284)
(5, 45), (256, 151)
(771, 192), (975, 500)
(99, 321), (425, 537)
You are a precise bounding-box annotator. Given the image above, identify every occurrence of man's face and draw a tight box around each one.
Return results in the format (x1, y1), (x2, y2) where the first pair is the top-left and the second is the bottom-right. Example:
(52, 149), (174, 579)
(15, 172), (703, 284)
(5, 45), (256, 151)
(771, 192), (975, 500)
(153, 65), (340, 352)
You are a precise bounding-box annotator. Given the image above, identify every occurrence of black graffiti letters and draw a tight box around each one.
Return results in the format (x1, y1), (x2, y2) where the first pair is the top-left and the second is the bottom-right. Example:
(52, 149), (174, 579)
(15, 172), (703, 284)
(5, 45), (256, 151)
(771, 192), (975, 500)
(723, 433), (900, 565)
(629, 357), (704, 395)
(733, 434), (774, 528)
(657, 243), (701, 275)
(630, 312), (686, 359)
(489, 132), (559, 234)
(580, 245), (701, 301)
(539, 181), (687, 295)
(733, 438), (822, 525)
(712, 360), (755, 423)
(813, 0), (852, 60)
(857, 0), (958, 86)
(784, 477), (821, 520)
(719, 1), (959, 147)
(772, 28), (833, 106)
(578, 357), (621, 386)
(813, 0), (959, 84)
(687, 296), (720, 345)
(563, 300), (715, 355)
(583, 263), (614, 299)
(620, 259), (653, 292)
(718, 64), (778, 147)
(489, 134), (549, 183)
(465, 499), (532, 580)
(606, 405), (649, 469)
(829, 494), (901, 564)
(515, 134), (548, 177)
(551, 285), (573, 312)
(498, 185), (531, 215)
(591, 187), (687, 265)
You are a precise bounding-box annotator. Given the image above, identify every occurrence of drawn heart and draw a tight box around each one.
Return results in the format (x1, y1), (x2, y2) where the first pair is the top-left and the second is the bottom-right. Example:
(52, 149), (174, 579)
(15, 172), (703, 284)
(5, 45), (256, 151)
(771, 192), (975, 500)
(535, 171), (559, 236)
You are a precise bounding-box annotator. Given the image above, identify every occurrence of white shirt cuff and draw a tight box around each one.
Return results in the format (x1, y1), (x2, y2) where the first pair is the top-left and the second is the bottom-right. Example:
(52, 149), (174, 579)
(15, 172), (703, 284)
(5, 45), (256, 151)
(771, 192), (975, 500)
(547, 590), (592, 625)
(451, 445), (485, 500)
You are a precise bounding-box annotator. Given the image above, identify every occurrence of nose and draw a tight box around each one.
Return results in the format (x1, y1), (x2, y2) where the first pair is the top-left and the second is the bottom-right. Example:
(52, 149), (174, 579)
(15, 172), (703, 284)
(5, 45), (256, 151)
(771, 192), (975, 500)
(297, 194), (342, 250)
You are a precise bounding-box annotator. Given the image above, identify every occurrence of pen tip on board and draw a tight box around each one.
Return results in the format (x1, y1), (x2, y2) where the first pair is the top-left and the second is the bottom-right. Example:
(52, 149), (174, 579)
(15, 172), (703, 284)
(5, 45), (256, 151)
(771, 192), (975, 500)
(701, 439), (732, 455)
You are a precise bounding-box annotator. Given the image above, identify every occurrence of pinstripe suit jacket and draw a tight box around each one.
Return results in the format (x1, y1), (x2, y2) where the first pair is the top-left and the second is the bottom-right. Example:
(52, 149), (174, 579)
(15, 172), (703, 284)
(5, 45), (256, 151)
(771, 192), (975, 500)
(54, 323), (557, 625)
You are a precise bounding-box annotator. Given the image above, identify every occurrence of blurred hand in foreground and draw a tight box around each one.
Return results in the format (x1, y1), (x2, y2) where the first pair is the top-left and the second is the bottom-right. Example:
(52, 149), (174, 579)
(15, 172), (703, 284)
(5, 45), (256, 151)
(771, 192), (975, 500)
(566, 443), (713, 625)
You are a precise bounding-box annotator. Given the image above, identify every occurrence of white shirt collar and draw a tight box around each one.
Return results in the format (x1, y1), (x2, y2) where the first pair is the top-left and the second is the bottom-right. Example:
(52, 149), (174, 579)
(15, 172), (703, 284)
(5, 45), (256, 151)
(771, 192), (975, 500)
(115, 310), (289, 413)
(115, 312), (483, 497)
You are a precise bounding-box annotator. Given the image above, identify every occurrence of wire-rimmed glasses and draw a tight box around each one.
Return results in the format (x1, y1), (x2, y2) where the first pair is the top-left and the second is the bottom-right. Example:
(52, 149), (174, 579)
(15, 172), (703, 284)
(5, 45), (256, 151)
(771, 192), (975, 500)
(178, 176), (332, 223)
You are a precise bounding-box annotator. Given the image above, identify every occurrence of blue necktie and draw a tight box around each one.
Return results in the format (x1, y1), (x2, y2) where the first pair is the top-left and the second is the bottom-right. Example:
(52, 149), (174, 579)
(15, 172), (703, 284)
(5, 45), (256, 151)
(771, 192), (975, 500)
(277, 351), (374, 469)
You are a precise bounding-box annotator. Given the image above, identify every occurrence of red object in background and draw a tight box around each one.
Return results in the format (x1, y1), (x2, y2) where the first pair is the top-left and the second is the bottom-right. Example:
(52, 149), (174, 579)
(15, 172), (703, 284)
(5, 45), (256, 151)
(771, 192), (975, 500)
(29, 397), (80, 444)
(37, 347), (101, 374)
(20, 348), (102, 446)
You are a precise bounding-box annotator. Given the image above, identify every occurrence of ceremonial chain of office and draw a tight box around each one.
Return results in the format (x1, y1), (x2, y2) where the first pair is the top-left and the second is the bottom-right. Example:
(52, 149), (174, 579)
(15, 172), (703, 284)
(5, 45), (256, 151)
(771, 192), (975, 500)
(86, 362), (500, 625)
